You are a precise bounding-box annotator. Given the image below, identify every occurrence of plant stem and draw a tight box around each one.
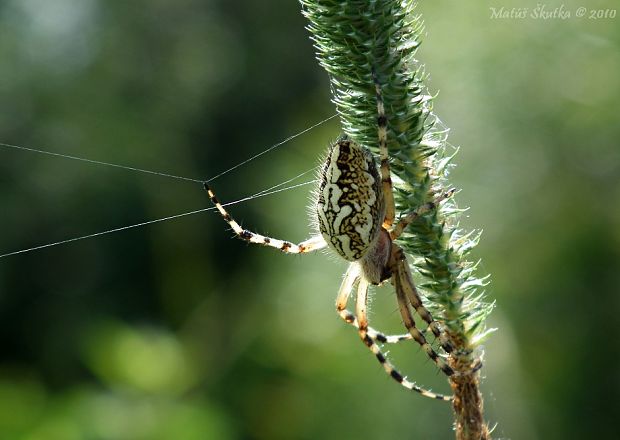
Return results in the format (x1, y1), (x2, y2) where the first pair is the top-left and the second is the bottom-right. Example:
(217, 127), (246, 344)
(300, 1), (494, 438)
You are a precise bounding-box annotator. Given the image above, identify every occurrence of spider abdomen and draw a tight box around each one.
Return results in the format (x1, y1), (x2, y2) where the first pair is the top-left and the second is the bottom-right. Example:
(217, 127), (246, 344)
(316, 137), (385, 261)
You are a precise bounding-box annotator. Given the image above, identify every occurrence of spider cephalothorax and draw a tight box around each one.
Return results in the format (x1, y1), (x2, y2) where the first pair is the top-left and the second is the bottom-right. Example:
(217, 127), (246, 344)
(204, 74), (477, 401)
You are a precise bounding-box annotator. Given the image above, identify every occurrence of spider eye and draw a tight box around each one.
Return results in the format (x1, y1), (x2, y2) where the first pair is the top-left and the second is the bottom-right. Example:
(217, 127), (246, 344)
(316, 139), (384, 261)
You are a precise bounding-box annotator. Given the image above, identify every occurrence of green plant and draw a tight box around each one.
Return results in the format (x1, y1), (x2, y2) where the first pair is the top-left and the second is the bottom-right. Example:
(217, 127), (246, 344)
(300, 1), (494, 438)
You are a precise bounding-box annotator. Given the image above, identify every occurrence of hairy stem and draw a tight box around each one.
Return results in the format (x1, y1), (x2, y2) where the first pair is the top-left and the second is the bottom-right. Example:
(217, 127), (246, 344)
(300, 1), (494, 438)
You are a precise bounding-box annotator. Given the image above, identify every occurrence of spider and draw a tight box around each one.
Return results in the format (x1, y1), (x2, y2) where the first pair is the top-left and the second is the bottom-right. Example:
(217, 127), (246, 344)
(204, 75), (473, 401)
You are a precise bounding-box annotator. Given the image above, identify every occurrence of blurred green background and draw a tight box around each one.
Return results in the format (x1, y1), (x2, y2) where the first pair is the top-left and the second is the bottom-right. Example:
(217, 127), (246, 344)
(0, 0), (618, 439)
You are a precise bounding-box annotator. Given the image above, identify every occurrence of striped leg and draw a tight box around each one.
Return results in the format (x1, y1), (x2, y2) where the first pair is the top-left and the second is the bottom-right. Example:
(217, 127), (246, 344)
(394, 247), (484, 377)
(389, 188), (456, 241)
(355, 274), (452, 401)
(372, 70), (396, 228)
(396, 257), (483, 376)
(204, 182), (326, 254)
(392, 251), (455, 377)
(336, 264), (412, 344)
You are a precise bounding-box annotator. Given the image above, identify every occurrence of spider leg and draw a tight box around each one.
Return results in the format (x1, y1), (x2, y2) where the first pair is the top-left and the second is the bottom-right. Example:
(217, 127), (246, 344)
(390, 188), (456, 241)
(393, 246), (455, 354)
(393, 249), (483, 376)
(355, 275), (452, 401)
(392, 250), (456, 377)
(336, 264), (412, 344)
(372, 70), (396, 228)
(205, 183), (326, 254)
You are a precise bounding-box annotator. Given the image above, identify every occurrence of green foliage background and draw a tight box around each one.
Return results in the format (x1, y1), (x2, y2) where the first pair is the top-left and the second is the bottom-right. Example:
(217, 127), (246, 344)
(0, 1), (618, 439)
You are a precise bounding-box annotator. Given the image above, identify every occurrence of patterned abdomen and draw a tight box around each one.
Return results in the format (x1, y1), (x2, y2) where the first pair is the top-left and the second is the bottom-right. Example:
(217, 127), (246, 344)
(316, 137), (384, 261)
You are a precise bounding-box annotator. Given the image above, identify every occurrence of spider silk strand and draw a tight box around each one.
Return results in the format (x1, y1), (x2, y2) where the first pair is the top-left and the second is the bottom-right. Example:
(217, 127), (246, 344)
(203, 114), (336, 183)
(0, 175), (316, 259)
(0, 141), (204, 183)
(0, 114), (332, 258)
(0, 113), (336, 184)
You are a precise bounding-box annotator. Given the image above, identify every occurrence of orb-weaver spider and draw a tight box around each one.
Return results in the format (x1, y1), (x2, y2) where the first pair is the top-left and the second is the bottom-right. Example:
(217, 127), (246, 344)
(205, 74), (478, 401)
